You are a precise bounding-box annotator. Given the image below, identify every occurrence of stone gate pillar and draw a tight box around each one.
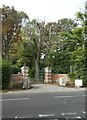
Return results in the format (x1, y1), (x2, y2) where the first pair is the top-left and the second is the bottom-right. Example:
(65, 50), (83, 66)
(21, 64), (30, 89)
(44, 67), (52, 83)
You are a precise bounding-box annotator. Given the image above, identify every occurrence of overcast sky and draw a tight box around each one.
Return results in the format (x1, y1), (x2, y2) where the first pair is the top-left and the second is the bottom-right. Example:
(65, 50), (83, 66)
(0, 0), (86, 22)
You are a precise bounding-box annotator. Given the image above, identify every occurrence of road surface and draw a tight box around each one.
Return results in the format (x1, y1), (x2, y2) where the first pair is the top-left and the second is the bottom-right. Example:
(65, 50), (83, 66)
(2, 90), (86, 119)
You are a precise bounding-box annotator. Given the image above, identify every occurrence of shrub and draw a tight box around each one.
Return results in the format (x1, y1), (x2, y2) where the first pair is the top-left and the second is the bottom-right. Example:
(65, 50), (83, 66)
(10, 65), (21, 74)
(66, 80), (75, 87)
(68, 72), (76, 82)
(29, 68), (35, 78)
(2, 60), (11, 90)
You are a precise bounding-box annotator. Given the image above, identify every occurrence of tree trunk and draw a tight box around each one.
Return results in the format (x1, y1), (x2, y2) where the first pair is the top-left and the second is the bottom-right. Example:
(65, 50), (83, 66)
(35, 60), (39, 83)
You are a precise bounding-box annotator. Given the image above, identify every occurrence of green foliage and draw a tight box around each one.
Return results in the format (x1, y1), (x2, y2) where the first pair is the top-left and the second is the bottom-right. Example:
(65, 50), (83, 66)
(51, 51), (70, 74)
(29, 68), (35, 78)
(68, 72), (76, 82)
(0, 58), (2, 87)
(16, 40), (34, 68)
(2, 60), (11, 90)
(83, 68), (87, 87)
(66, 80), (75, 87)
(1, 5), (86, 86)
(10, 65), (21, 74)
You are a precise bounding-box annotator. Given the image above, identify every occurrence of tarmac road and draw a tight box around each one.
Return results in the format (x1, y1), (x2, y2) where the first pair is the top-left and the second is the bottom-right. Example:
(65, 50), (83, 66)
(1, 84), (86, 119)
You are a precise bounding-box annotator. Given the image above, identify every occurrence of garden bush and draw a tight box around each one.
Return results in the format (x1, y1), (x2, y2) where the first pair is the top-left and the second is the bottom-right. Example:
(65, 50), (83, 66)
(68, 72), (76, 82)
(2, 60), (11, 90)
(10, 65), (21, 74)
(29, 68), (35, 78)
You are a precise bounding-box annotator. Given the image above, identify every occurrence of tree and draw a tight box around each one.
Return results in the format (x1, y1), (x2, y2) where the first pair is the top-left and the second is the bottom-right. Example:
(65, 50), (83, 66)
(2, 5), (28, 59)
(48, 18), (78, 74)
(20, 20), (61, 81)
(53, 13), (86, 85)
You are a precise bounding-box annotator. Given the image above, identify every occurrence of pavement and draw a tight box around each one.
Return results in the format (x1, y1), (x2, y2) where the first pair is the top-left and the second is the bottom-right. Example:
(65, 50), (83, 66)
(4, 83), (85, 94)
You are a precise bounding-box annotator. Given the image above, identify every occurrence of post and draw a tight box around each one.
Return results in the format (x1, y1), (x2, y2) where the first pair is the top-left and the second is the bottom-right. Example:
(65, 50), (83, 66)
(21, 64), (30, 89)
(44, 67), (52, 83)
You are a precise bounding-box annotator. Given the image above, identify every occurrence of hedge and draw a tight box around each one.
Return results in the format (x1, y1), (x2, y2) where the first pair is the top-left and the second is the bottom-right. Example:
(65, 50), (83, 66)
(10, 65), (21, 74)
(2, 60), (21, 90)
(2, 60), (11, 90)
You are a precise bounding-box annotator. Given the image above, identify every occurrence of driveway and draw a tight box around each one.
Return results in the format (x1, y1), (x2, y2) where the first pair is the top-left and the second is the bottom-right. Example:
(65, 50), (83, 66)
(6, 84), (85, 94)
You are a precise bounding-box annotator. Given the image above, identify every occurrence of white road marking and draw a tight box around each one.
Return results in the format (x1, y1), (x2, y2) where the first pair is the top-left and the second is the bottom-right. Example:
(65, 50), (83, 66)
(62, 112), (82, 119)
(83, 111), (87, 114)
(54, 95), (86, 98)
(54, 96), (73, 98)
(0, 98), (29, 101)
(16, 117), (25, 118)
(15, 116), (18, 119)
(62, 112), (77, 116)
(76, 116), (81, 119)
(39, 114), (54, 117)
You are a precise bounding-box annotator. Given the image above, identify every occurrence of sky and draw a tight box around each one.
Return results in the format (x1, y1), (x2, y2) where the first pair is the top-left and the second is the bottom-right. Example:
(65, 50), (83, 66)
(0, 0), (86, 23)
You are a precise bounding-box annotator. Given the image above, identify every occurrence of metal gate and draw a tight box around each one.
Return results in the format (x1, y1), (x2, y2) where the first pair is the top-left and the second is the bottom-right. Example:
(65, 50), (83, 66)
(38, 68), (45, 83)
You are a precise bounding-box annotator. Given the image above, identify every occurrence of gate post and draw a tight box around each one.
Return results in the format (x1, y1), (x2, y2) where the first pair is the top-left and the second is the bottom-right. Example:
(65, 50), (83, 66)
(21, 64), (31, 89)
(44, 67), (52, 83)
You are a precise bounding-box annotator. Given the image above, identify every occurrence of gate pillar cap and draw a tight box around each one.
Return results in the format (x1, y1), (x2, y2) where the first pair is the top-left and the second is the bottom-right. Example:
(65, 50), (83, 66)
(45, 67), (52, 72)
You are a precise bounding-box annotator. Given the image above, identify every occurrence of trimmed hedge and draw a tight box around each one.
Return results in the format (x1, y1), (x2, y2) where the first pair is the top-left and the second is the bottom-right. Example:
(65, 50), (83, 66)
(2, 60), (21, 90)
(2, 60), (11, 90)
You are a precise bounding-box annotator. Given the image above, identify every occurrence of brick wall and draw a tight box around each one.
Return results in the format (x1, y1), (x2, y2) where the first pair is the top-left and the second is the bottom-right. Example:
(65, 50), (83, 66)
(9, 74), (24, 89)
(52, 74), (69, 84)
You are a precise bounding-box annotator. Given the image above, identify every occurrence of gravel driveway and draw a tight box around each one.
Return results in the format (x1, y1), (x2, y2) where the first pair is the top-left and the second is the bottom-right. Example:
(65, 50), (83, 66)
(6, 84), (85, 94)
